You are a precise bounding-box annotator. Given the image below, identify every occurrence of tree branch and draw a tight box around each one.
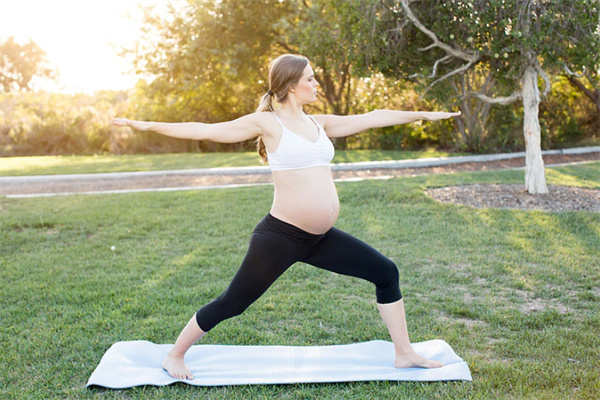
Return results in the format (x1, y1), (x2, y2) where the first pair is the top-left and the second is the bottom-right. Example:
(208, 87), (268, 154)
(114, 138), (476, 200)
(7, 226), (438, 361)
(428, 54), (453, 78)
(274, 40), (298, 55)
(409, 54), (451, 79)
(526, 57), (550, 98)
(562, 65), (599, 110)
(482, 71), (495, 94)
(463, 90), (522, 105)
(399, 0), (480, 94)
(400, 0), (479, 64)
(563, 64), (585, 78)
(538, 66), (551, 98)
(419, 43), (437, 52)
(567, 76), (599, 106)
(422, 59), (476, 95)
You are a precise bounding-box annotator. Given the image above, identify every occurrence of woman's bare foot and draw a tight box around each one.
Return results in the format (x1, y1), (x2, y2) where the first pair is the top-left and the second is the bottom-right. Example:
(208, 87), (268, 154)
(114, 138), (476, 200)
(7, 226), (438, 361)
(395, 350), (444, 369)
(162, 352), (194, 380)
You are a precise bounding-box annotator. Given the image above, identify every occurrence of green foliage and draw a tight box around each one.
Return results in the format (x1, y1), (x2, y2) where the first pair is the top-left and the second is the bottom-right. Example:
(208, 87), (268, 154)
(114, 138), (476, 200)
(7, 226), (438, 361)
(286, 0), (381, 114)
(1, 91), (125, 156)
(0, 37), (56, 92)
(340, 75), (456, 150)
(484, 103), (523, 152)
(366, 0), (598, 86)
(346, 0), (600, 152)
(540, 77), (600, 148)
(130, 0), (286, 119)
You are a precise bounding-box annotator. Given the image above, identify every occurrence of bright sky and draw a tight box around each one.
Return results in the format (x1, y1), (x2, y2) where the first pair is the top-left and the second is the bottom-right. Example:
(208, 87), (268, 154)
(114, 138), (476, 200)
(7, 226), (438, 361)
(0, 0), (173, 94)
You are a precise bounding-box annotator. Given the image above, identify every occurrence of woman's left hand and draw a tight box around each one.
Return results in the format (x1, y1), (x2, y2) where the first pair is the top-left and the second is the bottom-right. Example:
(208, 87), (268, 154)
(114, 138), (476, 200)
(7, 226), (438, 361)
(424, 111), (461, 121)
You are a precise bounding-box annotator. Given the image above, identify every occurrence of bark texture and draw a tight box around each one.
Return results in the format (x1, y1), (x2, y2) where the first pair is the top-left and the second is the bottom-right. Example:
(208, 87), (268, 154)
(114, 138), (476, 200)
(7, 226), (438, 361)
(521, 57), (548, 194)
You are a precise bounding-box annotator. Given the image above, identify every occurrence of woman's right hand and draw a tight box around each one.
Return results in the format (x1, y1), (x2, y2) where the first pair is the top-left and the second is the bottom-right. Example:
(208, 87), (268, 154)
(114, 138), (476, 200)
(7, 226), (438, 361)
(112, 118), (153, 131)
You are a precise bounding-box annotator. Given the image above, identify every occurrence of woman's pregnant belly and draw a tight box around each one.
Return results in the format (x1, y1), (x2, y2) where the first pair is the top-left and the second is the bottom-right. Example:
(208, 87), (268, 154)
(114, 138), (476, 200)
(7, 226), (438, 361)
(270, 166), (340, 234)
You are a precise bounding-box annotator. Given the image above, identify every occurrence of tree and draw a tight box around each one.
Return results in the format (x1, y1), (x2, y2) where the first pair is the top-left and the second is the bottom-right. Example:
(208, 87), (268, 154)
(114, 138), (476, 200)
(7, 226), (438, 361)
(0, 37), (55, 92)
(129, 0), (375, 121)
(284, 0), (372, 115)
(354, 0), (599, 194)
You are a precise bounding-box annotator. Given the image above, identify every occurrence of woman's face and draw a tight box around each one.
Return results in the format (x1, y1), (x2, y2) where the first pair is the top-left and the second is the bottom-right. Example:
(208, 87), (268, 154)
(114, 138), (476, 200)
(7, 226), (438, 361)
(291, 64), (319, 104)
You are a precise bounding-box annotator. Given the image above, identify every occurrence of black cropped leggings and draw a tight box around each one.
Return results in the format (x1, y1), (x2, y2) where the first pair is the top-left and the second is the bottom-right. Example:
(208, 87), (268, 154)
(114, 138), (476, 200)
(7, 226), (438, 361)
(196, 214), (401, 332)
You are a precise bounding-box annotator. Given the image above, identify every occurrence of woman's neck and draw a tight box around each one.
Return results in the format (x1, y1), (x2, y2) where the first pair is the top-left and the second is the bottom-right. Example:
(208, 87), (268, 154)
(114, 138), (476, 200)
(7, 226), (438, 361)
(277, 101), (305, 120)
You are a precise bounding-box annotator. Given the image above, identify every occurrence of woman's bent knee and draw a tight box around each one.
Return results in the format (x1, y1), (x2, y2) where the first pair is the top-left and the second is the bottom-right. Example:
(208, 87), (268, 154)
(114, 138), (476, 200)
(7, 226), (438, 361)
(375, 258), (401, 304)
(195, 295), (250, 332)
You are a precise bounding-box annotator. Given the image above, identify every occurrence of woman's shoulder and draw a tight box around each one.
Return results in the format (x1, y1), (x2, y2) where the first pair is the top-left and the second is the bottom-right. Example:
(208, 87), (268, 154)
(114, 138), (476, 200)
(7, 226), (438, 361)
(246, 111), (280, 137)
(234, 111), (276, 127)
(310, 114), (335, 129)
(241, 111), (272, 120)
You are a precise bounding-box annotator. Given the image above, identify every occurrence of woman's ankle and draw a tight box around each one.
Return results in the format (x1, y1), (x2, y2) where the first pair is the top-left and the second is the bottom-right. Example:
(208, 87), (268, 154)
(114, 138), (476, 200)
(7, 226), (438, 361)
(167, 348), (187, 359)
(394, 345), (415, 357)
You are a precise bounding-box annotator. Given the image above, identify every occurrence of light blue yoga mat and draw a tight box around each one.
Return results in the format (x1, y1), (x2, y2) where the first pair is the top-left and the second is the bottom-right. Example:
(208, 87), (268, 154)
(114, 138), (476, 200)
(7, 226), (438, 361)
(87, 339), (472, 388)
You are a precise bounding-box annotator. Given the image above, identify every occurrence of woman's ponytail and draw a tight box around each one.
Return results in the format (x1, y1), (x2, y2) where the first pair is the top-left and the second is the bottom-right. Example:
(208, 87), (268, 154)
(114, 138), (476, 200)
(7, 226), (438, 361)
(255, 92), (275, 163)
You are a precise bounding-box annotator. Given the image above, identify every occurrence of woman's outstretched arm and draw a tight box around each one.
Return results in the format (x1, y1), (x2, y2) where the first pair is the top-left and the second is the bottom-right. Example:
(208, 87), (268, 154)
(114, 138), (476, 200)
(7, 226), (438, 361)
(314, 110), (460, 138)
(112, 113), (265, 144)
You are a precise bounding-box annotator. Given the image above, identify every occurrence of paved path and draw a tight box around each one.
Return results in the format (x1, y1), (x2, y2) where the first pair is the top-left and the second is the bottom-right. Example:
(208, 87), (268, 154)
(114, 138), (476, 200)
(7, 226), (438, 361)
(2, 147), (598, 198)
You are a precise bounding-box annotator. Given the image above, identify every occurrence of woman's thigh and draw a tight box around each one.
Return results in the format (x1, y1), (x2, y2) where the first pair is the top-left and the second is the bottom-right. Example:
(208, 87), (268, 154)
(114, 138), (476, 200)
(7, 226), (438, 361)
(220, 230), (300, 303)
(302, 227), (401, 302)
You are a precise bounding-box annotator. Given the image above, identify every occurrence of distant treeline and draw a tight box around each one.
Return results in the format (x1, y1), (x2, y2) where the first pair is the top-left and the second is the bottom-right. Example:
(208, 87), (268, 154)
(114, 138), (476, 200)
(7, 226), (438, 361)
(0, 76), (597, 157)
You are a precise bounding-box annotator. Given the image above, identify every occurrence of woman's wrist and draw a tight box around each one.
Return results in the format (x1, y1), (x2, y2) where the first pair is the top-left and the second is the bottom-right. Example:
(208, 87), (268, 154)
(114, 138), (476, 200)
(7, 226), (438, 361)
(132, 120), (155, 131)
(418, 112), (433, 122)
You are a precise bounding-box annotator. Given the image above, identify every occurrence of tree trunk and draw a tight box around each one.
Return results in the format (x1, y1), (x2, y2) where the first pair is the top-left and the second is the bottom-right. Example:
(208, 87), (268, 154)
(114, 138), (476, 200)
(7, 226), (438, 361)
(521, 58), (548, 194)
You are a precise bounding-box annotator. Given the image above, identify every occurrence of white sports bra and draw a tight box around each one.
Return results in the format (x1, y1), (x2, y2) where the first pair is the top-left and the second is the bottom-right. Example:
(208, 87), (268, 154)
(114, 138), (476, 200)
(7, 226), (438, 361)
(267, 113), (335, 172)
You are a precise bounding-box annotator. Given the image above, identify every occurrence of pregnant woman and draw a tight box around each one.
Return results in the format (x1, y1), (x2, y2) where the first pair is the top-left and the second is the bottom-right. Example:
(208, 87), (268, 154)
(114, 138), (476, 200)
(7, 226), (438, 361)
(113, 54), (460, 380)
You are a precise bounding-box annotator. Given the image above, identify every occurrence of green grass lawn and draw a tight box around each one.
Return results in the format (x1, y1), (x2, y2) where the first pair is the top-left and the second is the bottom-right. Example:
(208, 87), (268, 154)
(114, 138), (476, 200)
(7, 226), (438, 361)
(1, 164), (599, 399)
(0, 149), (462, 176)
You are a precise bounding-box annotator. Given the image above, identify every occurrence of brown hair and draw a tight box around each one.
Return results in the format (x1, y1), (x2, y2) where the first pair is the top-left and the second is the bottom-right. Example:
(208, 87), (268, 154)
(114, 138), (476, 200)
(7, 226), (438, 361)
(255, 54), (309, 162)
